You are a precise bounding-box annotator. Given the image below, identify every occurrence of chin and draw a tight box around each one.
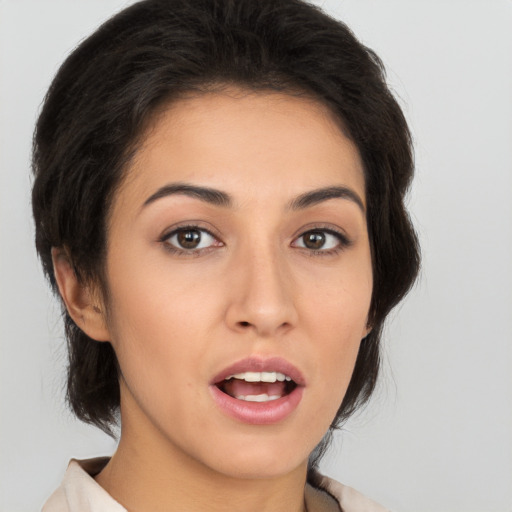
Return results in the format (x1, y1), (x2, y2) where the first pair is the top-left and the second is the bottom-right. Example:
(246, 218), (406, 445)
(196, 437), (311, 480)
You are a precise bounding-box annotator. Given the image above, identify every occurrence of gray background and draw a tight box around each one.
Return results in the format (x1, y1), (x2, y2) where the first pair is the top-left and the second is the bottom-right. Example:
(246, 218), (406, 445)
(1, 1), (511, 511)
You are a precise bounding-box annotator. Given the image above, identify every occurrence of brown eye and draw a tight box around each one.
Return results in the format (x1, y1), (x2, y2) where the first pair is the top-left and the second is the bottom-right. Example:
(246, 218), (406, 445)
(292, 228), (348, 253)
(164, 227), (219, 252)
(177, 229), (202, 249)
(302, 231), (326, 250)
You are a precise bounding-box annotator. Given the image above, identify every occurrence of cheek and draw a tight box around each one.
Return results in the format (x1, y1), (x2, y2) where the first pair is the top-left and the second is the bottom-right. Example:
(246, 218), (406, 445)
(106, 249), (214, 337)
(304, 263), (372, 337)
(103, 262), (200, 391)
(302, 262), (372, 401)
(106, 288), (209, 433)
(103, 246), (233, 409)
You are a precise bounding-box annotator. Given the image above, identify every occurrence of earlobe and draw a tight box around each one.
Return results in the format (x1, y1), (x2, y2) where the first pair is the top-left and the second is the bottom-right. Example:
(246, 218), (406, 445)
(51, 247), (111, 342)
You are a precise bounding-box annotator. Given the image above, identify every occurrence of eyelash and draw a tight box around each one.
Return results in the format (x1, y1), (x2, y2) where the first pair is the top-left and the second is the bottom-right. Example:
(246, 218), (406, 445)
(159, 224), (222, 257)
(159, 225), (352, 257)
(292, 227), (352, 256)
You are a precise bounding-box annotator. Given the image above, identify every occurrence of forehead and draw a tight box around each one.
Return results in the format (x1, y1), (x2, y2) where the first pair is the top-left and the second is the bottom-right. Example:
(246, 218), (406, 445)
(113, 89), (365, 216)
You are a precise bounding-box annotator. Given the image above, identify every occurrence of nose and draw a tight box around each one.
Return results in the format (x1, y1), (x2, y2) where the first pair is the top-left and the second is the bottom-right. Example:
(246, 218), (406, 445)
(224, 243), (298, 338)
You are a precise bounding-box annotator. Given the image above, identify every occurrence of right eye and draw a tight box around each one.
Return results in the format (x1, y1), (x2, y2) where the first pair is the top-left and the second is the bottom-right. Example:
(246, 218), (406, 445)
(162, 227), (221, 253)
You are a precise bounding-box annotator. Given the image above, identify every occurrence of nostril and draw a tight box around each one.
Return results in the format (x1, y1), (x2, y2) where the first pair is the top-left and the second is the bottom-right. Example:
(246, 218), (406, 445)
(239, 321), (251, 327)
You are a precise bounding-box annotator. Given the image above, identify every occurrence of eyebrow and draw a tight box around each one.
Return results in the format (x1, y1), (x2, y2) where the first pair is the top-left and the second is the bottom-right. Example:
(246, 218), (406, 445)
(142, 182), (364, 213)
(288, 186), (365, 213)
(142, 183), (232, 208)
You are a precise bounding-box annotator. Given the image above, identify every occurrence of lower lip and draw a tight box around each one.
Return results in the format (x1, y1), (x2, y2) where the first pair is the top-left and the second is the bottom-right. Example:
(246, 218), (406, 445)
(209, 385), (304, 425)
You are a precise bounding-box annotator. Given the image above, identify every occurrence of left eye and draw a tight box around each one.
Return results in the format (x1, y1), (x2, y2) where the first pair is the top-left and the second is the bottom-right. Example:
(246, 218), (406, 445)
(164, 228), (218, 251)
(293, 229), (343, 251)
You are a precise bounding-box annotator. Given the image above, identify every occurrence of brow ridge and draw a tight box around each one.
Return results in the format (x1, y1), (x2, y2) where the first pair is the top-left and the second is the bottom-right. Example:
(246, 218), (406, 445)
(143, 183), (232, 208)
(288, 186), (365, 212)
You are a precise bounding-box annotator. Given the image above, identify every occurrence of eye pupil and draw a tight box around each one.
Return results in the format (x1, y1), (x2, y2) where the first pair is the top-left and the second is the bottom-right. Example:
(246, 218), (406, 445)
(177, 229), (201, 249)
(304, 231), (325, 250)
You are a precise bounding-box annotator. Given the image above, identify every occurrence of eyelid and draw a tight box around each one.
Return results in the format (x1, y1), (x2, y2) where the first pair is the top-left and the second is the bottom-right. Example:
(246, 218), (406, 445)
(159, 220), (222, 241)
(291, 224), (352, 253)
(158, 222), (224, 255)
(291, 223), (351, 242)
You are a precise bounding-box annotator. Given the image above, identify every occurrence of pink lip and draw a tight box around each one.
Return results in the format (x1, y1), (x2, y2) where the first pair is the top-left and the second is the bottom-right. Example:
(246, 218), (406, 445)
(209, 356), (305, 425)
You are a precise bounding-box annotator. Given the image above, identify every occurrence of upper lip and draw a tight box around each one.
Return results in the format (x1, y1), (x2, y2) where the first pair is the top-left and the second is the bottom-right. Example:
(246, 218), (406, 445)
(211, 356), (306, 387)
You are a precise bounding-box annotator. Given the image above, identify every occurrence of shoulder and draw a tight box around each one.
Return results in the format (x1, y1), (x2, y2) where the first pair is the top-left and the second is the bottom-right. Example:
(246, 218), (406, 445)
(311, 473), (391, 512)
(42, 458), (125, 512)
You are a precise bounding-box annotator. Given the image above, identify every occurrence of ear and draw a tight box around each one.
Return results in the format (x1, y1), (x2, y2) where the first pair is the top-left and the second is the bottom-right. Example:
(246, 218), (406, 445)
(51, 247), (111, 342)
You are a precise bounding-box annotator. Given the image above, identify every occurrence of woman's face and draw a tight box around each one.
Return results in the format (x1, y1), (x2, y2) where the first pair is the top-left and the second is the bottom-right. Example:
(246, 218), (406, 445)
(102, 89), (372, 479)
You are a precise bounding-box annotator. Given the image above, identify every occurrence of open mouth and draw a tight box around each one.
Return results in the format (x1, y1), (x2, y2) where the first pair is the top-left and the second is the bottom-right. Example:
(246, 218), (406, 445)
(215, 371), (297, 402)
(210, 359), (305, 424)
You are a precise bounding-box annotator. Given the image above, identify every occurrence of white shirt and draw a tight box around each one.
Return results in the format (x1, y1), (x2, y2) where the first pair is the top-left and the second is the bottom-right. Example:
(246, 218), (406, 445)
(42, 458), (389, 512)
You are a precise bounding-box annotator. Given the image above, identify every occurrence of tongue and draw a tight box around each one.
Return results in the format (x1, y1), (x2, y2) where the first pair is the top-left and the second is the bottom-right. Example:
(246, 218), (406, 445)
(223, 379), (287, 398)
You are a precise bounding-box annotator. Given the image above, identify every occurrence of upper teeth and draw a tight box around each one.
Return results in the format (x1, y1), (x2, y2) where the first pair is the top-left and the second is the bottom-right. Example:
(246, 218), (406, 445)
(225, 371), (291, 383)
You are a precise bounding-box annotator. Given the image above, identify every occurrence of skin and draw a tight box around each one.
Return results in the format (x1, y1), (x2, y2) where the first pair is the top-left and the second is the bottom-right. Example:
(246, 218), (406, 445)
(53, 89), (373, 512)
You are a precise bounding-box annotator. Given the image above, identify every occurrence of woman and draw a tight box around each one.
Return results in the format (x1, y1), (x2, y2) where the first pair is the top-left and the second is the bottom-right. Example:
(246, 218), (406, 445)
(32, 0), (420, 510)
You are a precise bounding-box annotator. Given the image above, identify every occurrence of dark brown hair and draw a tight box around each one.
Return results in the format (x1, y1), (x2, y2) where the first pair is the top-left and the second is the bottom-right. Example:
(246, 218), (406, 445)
(32, 0), (420, 472)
